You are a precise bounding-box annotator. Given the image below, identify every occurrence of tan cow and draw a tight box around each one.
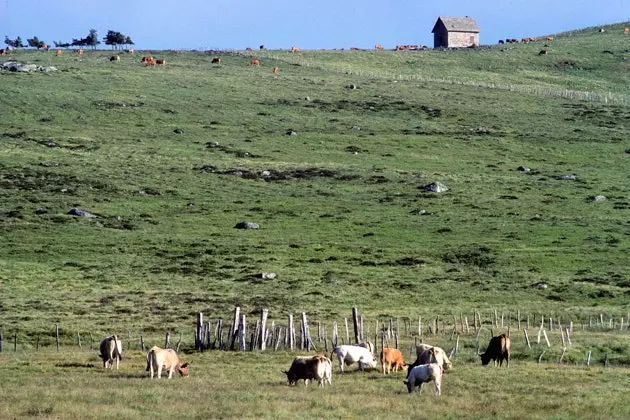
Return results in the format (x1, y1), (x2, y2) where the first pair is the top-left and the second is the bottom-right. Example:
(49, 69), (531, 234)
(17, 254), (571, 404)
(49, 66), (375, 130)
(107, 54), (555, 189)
(249, 59), (260, 66)
(99, 335), (123, 370)
(76, 48), (84, 55)
(55, 49), (63, 57)
(380, 347), (407, 374)
(290, 46), (300, 53)
(273, 66), (279, 74)
(375, 44), (384, 50)
(146, 346), (189, 379)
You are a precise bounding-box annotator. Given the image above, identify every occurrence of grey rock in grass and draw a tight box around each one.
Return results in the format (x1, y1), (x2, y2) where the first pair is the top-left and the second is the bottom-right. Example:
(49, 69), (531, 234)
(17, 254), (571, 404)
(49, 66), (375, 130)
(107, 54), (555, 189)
(68, 207), (98, 218)
(553, 174), (576, 180)
(234, 221), (259, 229)
(261, 272), (277, 280)
(40, 66), (57, 73)
(345, 84), (357, 89)
(351, 125), (361, 131)
(173, 128), (185, 134)
(534, 282), (548, 289)
(518, 166), (531, 172)
(206, 141), (220, 148)
(591, 195), (607, 201)
(423, 182), (449, 193)
(286, 130), (297, 136)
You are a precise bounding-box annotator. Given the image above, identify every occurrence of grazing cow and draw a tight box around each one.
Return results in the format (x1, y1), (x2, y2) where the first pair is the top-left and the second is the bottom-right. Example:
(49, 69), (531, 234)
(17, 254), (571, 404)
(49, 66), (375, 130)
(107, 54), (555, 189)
(128, 48), (135, 54)
(380, 348), (407, 375)
(76, 48), (84, 55)
(245, 47), (253, 51)
(146, 346), (189, 379)
(259, 45), (265, 50)
(110, 55), (120, 62)
(480, 334), (511, 367)
(284, 355), (332, 387)
(546, 36), (555, 41)
(404, 362), (442, 395)
(0, 49), (5, 56)
(42, 43), (49, 51)
(249, 59), (260, 66)
(498, 40), (504, 44)
(55, 49), (63, 57)
(273, 66), (279, 74)
(375, 44), (384, 50)
(155, 58), (166, 66)
(141, 55), (153, 63)
(290, 46), (300, 53)
(211, 57), (221, 64)
(331, 345), (377, 373)
(144, 57), (156, 66)
(417, 346), (452, 371)
(625, 28), (629, 33)
(538, 50), (548, 55)
(99, 335), (123, 370)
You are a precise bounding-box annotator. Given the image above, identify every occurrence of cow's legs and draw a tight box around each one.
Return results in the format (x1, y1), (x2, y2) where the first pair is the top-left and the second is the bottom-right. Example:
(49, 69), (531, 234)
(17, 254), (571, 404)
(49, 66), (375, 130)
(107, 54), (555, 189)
(417, 382), (423, 394)
(157, 364), (163, 379)
(168, 366), (174, 379)
(115, 356), (120, 370)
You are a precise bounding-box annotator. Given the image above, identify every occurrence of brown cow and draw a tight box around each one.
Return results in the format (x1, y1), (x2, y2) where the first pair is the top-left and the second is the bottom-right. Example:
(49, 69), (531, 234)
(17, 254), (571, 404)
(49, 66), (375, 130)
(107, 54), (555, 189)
(141, 55), (153, 63)
(155, 58), (166, 66)
(211, 57), (221, 64)
(273, 66), (279, 74)
(76, 48), (84, 55)
(480, 334), (511, 367)
(55, 49), (63, 57)
(110, 55), (120, 62)
(375, 44), (384, 50)
(380, 348), (407, 375)
(249, 59), (260, 66)
(546, 36), (555, 41)
(290, 46), (300, 53)
(625, 28), (629, 33)
(145, 58), (156, 66)
(146, 346), (189, 379)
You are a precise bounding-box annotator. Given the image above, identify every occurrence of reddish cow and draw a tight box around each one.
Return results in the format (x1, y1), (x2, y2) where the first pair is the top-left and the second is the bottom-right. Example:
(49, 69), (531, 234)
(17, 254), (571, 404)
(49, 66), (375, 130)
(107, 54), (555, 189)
(55, 49), (63, 57)
(375, 44), (384, 50)
(480, 334), (511, 367)
(290, 46), (300, 53)
(249, 59), (260, 66)
(380, 348), (407, 375)
(273, 66), (279, 74)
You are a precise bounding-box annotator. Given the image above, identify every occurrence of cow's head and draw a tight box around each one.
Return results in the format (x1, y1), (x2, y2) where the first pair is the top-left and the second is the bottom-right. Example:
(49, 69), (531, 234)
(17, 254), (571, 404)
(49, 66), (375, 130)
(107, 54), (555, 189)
(283, 370), (297, 386)
(178, 362), (190, 377)
(480, 353), (492, 366)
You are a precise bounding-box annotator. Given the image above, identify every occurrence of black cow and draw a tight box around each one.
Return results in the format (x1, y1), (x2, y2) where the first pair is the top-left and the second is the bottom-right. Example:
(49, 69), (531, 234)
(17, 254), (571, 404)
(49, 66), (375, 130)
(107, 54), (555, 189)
(479, 334), (511, 367)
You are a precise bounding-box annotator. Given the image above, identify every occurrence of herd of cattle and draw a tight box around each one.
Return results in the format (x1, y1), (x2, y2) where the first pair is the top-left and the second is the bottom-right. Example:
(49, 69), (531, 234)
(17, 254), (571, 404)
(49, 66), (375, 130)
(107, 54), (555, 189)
(98, 333), (511, 394)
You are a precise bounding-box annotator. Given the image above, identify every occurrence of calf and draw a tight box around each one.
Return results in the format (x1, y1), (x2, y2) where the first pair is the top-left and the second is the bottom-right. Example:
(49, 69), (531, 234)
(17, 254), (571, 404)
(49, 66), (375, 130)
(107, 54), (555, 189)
(331, 345), (377, 373)
(380, 347), (407, 374)
(99, 335), (122, 370)
(480, 334), (511, 367)
(146, 346), (190, 379)
(404, 362), (442, 395)
(284, 355), (332, 387)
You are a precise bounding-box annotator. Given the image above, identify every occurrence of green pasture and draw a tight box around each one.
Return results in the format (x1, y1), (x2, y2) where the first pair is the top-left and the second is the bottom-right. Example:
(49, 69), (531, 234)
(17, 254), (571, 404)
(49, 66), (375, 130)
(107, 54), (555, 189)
(1, 21), (630, 418)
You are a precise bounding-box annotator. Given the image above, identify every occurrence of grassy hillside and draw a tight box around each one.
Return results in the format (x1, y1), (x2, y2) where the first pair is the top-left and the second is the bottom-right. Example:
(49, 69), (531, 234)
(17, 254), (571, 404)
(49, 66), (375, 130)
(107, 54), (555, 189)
(1, 21), (630, 419)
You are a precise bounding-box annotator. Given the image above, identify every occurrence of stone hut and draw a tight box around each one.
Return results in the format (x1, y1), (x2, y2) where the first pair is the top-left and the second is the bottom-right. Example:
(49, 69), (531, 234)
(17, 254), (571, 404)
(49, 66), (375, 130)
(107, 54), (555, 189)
(432, 16), (480, 48)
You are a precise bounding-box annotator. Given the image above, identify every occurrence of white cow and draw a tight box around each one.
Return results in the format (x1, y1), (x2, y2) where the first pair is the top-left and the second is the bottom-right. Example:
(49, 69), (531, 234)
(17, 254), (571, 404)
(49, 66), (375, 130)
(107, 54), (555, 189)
(331, 345), (377, 373)
(146, 346), (190, 379)
(404, 363), (442, 395)
(99, 335), (122, 370)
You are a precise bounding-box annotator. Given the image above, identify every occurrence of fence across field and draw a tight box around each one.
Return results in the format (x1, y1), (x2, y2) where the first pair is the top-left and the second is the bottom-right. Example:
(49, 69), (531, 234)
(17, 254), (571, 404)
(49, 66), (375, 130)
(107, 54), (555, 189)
(1, 307), (628, 366)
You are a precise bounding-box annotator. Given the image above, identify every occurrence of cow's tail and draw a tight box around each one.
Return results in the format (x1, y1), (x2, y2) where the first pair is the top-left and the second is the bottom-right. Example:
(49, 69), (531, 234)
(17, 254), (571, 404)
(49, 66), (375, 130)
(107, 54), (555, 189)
(146, 349), (154, 372)
(112, 335), (122, 361)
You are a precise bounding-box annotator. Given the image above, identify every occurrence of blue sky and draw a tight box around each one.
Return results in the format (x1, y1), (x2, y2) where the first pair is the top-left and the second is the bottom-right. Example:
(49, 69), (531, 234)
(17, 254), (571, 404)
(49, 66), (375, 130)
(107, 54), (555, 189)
(2, 1), (628, 50)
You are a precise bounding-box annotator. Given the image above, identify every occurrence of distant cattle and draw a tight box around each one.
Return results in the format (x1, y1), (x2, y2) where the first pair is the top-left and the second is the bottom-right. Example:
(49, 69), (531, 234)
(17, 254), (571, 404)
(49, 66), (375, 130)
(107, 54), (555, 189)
(211, 57), (221, 64)
(480, 334), (511, 367)
(155, 58), (166, 66)
(331, 345), (377, 373)
(146, 346), (189, 379)
(273, 66), (279, 74)
(0, 48), (6, 56)
(404, 361), (442, 395)
(290, 46), (300, 53)
(625, 28), (629, 33)
(375, 44), (384, 50)
(141, 56), (153, 63)
(127, 48), (135, 54)
(546, 36), (555, 41)
(42, 43), (49, 51)
(599, 28), (605, 33)
(259, 45), (265, 50)
(498, 40), (504, 44)
(76, 48), (84, 55)
(538, 50), (548, 55)
(284, 354), (332, 387)
(99, 335), (122, 370)
(110, 55), (120, 62)
(249, 59), (260, 66)
(245, 47), (253, 51)
(380, 348), (407, 374)
(417, 346), (452, 371)
(55, 49), (62, 57)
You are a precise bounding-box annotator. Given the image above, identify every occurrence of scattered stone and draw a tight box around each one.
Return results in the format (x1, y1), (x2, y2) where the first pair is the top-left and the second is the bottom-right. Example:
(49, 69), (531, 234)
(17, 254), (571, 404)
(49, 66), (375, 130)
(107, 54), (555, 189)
(67, 207), (98, 218)
(423, 182), (449, 193)
(261, 170), (271, 177)
(261, 272), (277, 280)
(173, 128), (185, 134)
(517, 166), (531, 172)
(234, 221), (259, 229)
(206, 141), (220, 148)
(534, 282), (548, 289)
(351, 125), (361, 130)
(164, 109), (178, 114)
(592, 195), (607, 201)
(0, 61), (57, 73)
(344, 84), (357, 89)
(42, 139), (60, 148)
(305, 96), (311, 101)
(39, 161), (59, 167)
(553, 174), (576, 180)
(286, 130), (297, 136)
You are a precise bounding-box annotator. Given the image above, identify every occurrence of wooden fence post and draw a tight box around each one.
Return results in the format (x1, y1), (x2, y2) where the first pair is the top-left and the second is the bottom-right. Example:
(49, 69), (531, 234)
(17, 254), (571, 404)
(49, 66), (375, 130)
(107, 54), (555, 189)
(418, 315), (422, 336)
(604, 353), (609, 366)
(36, 335), (40, 350)
(0, 329), (3, 353)
(77, 333), (82, 349)
(238, 314), (247, 352)
(14, 331), (17, 352)
(216, 319), (223, 350)
(565, 327), (572, 346)
(360, 315), (364, 342)
(542, 330), (551, 348)
(351, 308), (360, 344)
(229, 307), (240, 351)
(56, 324), (60, 352)
(259, 309), (269, 351)
(344, 318), (350, 344)
(127, 330), (131, 351)
(288, 314), (295, 350)
(140, 335), (145, 351)
(164, 331), (171, 349)
(538, 350), (545, 363)
(586, 351), (591, 366)
(302, 312), (311, 352)
(523, 328), (531, 349)
(89, 333), (94, 350)
(175, 332), (182, 352)
(196, 312), (203, 351)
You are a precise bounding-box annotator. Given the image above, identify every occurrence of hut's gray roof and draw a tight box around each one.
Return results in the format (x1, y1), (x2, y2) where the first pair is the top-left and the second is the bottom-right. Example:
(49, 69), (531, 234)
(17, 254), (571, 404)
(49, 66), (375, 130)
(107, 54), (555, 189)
(432, 16), (480, 33)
